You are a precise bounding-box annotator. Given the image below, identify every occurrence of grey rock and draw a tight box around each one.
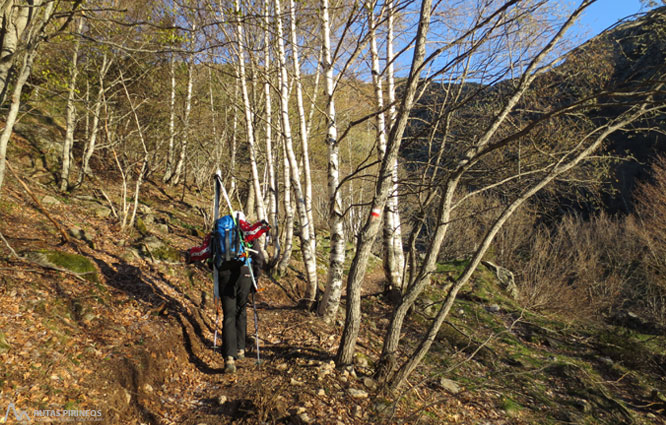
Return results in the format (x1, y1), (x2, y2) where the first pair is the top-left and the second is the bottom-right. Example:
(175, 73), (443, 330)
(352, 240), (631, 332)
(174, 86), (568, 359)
(143, 236), (163, 251)
(143, 214), (155, 225)
(68, 227), (83, 239)
(348, 388), (368, 399)
(485, 304), (501, 313)
(363, 377), (377, 390)
(439, 378), (461, 394)
(42, 195), (61, 205)
(156, 223), (169, 234)
(482, 260), (519, 299)
(94, 207), (111, 218)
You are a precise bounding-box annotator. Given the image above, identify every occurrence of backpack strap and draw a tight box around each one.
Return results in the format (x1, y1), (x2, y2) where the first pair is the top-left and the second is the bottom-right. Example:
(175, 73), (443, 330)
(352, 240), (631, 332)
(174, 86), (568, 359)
(224, 225), (232, 262)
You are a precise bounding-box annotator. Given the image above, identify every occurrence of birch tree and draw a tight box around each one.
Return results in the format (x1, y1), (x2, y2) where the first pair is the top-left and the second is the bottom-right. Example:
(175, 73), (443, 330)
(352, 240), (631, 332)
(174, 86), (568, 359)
(163, 51), (178, 182)
(383, 0), (405, 292)
(274, 0), (318, 306)
(289, 0), (317, 262)
(0, 0), (74, 196)
(317, 0), (346, 320)
(231, 0), (267, 222)
(60, 17), (83, 192)
(337, 0), (434, 366)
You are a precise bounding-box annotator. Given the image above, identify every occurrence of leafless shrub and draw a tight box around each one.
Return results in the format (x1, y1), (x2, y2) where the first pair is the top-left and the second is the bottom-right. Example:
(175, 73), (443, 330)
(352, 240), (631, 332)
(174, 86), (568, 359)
(517, 213), (641, 320)
(631, 156), (666, 326)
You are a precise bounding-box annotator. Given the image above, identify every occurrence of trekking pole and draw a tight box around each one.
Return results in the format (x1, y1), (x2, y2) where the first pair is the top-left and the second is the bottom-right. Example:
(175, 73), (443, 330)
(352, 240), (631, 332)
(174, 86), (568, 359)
(214, 173), (262, 364)
(213, 298), (221, 348)
(212, 171), (222, 350)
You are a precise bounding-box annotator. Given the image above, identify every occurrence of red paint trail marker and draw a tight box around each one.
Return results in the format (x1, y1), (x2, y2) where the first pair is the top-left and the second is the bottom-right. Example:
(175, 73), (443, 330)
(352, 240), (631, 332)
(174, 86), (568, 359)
(371, 208), (381, 219)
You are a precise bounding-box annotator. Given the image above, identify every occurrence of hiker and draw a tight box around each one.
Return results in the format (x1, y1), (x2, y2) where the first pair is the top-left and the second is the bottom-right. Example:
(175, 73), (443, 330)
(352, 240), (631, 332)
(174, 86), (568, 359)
(219, 235), (265, 373)
(185, 211), (270, 373)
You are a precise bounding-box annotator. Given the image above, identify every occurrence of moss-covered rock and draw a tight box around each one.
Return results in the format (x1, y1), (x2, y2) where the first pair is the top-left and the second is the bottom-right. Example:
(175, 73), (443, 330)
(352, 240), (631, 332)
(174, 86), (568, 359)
(24, 250), (99, 283)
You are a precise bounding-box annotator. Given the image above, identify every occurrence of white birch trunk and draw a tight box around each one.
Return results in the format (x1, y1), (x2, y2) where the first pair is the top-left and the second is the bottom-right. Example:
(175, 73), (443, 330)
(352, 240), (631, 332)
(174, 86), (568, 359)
(77, 53), (111, 185)
(230, 79), (239, 197)
(317, 0), (346, 321)
(171, 44), (195, 186)
(59, 18), (83, 192)
(274, 0), (318, 305)
(163, 53), (177, 183)
(278, 139), (295, 275)
(383, 0), (405, 292)
(264, 0), (278, 258)
(337, 0), (433, 366)
(0, 1), (54, 195)
(289, 0), (317, 256)
(0, 0), (31, 104)
(233, 0), (267, 222)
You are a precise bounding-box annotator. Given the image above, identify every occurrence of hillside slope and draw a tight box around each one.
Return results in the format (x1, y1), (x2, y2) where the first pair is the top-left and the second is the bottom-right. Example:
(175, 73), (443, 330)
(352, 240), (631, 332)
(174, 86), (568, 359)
(0, 123), (665, 424)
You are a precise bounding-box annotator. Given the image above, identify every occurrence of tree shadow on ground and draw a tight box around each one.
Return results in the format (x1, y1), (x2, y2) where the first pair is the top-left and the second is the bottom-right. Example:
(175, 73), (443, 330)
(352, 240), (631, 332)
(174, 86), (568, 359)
(91, 253), (224, 376)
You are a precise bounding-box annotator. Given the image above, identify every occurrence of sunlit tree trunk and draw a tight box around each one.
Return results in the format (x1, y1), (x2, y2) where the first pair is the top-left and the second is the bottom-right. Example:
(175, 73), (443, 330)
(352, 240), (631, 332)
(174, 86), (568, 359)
(77, 53), (112, 186)
(60, 18), (83, 192)
(163, 53), (177, 183)
(317, 0), (346, 321)
(384, 0), (405, 292)
(274, 0), (318, 305)
(337, 0), (433, 366)
(0, 1), (56, 195)
(171, 33), (195, 186)
(264, 0), (279, 261)
(289, 0), (317, 257)
(232, 0), (267, 221)
(278, 139), (295, 275)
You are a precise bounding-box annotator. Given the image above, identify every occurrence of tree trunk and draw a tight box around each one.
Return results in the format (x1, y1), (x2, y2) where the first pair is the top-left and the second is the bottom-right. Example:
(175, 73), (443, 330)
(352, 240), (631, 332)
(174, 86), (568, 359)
(289, 0), (317, 259)
(384, 0), (405, 292)
(60, 18), (83, 192)
(278, 139), (295, 275)
(0, 1), (55, 196)
(337, 0), (433, 367)
(264, 0), (279, 262)
(317, 0), (346, 321)
(171, 40), (195, 186)
(0, 0), (31, 105)
(163, 53), (177, 183)
(77, 53), (111, 186)
(233, 0), (267, 222)
(274, 0), (318, 306)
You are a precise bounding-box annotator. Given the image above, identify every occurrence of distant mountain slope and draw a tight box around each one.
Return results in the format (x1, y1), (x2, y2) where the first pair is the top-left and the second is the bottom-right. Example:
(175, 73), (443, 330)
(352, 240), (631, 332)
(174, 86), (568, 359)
(403, 6), (666, 214)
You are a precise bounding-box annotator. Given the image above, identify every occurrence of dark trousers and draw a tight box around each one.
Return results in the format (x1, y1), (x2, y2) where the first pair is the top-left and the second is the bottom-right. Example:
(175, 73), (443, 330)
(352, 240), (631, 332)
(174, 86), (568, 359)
(219, 264), (253, 359)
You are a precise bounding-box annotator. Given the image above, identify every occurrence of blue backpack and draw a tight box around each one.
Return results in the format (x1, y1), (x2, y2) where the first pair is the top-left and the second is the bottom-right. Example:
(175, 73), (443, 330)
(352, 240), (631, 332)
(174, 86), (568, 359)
(211, 214), (246, 269)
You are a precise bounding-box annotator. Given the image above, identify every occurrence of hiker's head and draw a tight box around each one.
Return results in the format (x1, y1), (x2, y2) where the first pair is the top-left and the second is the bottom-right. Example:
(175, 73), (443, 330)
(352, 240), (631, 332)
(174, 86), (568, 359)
(234, 211), (246, 222)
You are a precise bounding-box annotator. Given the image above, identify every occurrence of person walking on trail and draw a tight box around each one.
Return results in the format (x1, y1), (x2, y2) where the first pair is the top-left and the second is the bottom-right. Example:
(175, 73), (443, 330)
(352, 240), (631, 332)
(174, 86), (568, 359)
(219, 237), (264, 373)
(185, 209), (270, 373)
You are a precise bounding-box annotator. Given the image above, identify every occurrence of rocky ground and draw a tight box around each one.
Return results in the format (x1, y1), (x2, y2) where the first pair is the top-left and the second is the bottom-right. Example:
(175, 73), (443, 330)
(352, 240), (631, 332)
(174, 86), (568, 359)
(1, 133), (665, 424)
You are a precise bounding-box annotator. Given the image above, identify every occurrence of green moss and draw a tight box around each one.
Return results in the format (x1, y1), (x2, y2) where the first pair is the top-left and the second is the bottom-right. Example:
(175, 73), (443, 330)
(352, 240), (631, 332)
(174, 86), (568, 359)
(0, 332), (11, 353)
(0, 199), (16, 213)
(500, 396), (523, 416)
(135, 216), (149, 236)
(37, 250), (99, 283)
(151, 244), (182, 263)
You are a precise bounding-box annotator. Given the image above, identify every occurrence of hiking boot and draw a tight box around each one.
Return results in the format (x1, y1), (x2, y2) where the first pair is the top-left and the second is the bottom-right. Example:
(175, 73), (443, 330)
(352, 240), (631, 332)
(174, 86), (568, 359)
(224, 357), (236, 374)
(237, 349), (245, 360)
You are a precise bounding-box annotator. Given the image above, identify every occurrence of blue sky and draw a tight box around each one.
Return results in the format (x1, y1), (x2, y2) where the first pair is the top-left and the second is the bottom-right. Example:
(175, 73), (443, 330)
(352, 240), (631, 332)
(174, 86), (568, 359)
(578, 0), (651, 41)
